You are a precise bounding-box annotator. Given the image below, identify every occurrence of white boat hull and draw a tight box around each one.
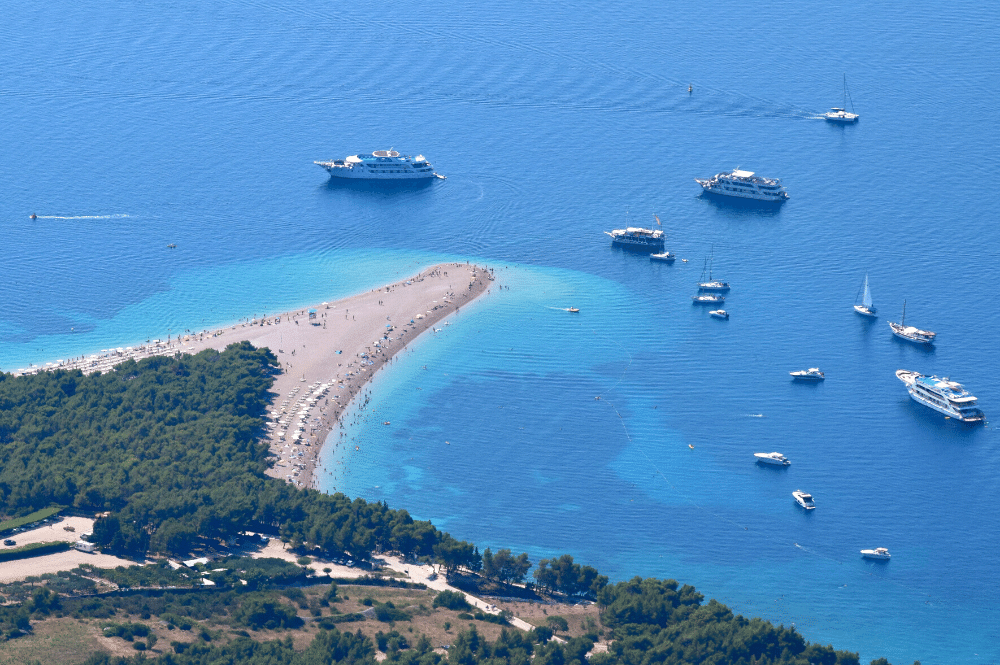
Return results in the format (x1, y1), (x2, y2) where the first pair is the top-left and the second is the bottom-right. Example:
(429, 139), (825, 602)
(853, 305), (877, 318)
(317, 164), (437, 180)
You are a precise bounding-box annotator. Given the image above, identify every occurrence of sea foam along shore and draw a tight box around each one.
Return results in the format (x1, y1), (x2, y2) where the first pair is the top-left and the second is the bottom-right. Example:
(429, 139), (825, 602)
(14, 263), (494, 489)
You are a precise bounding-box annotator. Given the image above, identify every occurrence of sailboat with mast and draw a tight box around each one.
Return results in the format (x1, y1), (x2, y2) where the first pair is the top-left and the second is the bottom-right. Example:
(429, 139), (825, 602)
(825, 74), (859, 123)
(697, 247), (730, 291)
(853, 273), (877, 317)
(889, 300), (936, 344)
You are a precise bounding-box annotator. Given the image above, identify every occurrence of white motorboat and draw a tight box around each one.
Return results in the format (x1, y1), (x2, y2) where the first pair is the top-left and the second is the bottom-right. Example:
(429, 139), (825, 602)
(896, 369), (985, 423)
(790, 368), (825, 381)
(754, 452), (790, 466)
(709, 309), (729, 320)
(888, 300), (935, 344)
(860, 547), (891, 560)
(853, 273), (876, 317)
(792, 490), (815, 510)
(825, 75), (860, 123)
(692, 294), (725, 304)
(650, 252), (676, 263)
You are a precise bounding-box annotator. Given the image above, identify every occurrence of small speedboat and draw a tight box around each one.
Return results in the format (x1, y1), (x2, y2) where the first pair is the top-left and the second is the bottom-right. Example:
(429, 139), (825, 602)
(709, 309), (729, 320)
(792, 490), (815, 510)
(754, 452), (790, 466)
(790, 368), (825, 381)
(568, 307), (580, 313)
(692, 294), (725, 304)
(650, 252), (676, 263)
(861, 547), (891, 560)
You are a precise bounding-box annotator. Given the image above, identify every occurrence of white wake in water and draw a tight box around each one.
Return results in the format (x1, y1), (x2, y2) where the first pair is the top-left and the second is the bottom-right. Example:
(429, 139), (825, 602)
(34, 214), (130, 220)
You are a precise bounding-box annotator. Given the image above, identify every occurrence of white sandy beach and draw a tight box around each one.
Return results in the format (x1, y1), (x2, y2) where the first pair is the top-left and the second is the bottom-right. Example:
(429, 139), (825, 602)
(15, 263), (494, 489)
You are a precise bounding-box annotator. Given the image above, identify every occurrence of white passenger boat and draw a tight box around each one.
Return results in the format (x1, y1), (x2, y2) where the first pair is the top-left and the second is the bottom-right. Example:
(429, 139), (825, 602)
(692, 294), (725, 304)
(860, 547), (891, 560)
(709, 309), (729, 320)
(888, 300), (935, 344)
(792, 490), (815, 510)
(825, 75), (860, 123)
(754, 452), (790, 466)
(695, 169), (789, 202)
(790, 368), (825, 381)
(314, 150), (438, 180)
(853, 273), (876, 317)
(896, 370), (985, 423)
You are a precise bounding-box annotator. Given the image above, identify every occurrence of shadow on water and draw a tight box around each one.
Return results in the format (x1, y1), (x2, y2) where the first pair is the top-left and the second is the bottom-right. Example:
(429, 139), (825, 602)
(696, 193), (784, 217)
(890, 335), (936, 355)
(320, 178), (437, 195)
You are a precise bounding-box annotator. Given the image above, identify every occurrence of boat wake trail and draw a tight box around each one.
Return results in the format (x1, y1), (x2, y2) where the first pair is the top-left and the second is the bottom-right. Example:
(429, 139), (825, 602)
(34, 214), (130, 220)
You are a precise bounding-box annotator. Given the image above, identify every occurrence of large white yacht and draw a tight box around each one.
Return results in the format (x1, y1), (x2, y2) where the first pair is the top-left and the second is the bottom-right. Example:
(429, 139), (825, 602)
(754, 452), (790, 466)
(895, 370), (985, 423)
(695, 169), (789, 202)
(792, 490), (815, 510)
(860, 547), (891, 560)
(790, 368), (825, 381)
(314, 150), (438, 180)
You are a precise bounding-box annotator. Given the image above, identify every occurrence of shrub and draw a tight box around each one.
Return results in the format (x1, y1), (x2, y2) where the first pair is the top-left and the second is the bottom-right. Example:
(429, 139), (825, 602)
(433, 590), (471, 611)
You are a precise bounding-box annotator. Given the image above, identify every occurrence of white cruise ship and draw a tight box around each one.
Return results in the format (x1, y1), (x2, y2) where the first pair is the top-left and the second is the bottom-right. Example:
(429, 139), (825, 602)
(695, 169), (789, 202)
(314, 150), (438, 180)
(896, 370), (985, 423)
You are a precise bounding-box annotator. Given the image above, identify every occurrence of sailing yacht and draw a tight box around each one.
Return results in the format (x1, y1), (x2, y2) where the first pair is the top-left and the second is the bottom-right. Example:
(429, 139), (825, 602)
(853, 274), (876, 317)
(697, 250), (730, 291)
(889, 301), (936, 344)
(825, 75), (859, 123)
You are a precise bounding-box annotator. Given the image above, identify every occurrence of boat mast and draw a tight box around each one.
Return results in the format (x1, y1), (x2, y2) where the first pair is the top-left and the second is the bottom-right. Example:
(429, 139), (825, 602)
(844, 74), (856, 114)
(901, 299), (906, 326)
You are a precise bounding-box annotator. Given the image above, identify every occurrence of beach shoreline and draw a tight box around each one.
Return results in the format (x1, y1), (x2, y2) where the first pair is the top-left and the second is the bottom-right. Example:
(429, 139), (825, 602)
(12, 263), (495, 490)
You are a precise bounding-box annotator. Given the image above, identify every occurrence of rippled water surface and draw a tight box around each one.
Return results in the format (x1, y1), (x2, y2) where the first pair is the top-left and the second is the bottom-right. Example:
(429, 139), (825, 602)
(2, 1), (999, 662)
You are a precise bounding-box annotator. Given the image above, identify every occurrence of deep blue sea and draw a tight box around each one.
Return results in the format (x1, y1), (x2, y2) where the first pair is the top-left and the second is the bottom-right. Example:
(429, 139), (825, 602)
(3, 1), (999, 662)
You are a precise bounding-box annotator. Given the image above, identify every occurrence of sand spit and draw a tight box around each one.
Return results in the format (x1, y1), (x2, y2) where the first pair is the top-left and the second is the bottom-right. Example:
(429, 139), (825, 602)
(12, 263), (494, 489)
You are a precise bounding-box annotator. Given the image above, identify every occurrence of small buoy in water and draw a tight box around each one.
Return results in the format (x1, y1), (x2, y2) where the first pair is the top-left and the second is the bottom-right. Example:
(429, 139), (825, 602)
(30, 213), (37, 220)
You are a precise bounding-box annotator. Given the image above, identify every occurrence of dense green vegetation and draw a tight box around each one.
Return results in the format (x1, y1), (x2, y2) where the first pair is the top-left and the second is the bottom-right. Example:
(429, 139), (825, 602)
(0, 346), (904, 664)
(0, 540), (69, 561)
(0, 344), (474, 563)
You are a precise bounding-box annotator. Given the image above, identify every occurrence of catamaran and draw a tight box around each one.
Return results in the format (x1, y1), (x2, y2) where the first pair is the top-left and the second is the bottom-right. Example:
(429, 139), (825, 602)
(889, 301), (936, 344)
(825, 74), (859, 123)
(854, 273), (876, 317)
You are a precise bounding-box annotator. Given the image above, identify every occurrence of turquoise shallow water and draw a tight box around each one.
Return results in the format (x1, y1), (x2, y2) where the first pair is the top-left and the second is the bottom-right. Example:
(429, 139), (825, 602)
(3, 0), (1000, 662)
